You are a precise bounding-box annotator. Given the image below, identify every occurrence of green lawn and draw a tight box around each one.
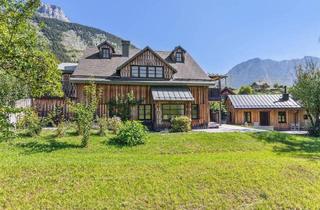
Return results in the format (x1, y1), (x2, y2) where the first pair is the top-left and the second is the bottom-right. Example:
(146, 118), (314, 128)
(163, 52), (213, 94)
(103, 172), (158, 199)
(1, 131), (320, 209)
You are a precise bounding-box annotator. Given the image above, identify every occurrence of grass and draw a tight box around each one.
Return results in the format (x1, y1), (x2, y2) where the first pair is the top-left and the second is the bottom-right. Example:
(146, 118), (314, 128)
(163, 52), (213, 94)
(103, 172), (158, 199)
(0, 130), (320, 209)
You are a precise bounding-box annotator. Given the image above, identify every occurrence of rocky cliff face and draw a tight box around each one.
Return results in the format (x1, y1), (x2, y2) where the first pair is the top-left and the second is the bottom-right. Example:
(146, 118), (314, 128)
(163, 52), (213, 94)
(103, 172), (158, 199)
(37, 3), (70, 22)
(34, 3), (136, 62)
(226, 57), (320, 88)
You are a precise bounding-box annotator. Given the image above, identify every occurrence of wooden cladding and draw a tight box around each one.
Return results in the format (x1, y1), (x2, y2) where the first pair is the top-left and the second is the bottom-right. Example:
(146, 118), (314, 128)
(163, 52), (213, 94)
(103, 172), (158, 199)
(33, 84), (210, 129)
(119, 49), (174, 79)
(227, 107), (305, 130)
(76, 84), (209, 129)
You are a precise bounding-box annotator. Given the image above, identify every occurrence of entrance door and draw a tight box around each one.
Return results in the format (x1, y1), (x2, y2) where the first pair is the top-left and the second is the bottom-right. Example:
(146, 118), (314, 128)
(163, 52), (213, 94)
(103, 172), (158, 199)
(260, 112), (270, 126)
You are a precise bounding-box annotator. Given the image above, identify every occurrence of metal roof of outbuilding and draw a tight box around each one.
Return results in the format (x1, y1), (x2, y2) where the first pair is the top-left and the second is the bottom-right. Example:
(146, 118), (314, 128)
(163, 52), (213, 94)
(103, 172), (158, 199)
(228, 94), (302, 109)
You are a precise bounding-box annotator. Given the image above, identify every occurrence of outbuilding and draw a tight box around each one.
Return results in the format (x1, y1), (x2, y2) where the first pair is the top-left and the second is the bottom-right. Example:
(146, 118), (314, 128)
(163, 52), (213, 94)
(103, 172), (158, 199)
(226, 93), (307, 131)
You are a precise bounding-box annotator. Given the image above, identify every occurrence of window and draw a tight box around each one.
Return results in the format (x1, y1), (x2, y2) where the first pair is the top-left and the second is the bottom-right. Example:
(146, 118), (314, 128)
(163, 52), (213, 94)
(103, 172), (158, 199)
(192, 104), (199, 119)
(138, 105), (152, 120)
(162, 104), (185, 120)
(156, 67), (164, 78)
(176, 52), (183, 62)
(140, 66), (147, 78)
(278, 111), (287, 123)
(148, 67), (156, 78)
(102, 48), (111, 59)
(130, 66), (164, 78)
(131, 66), (139, 77)
(244, 112), (252, 123)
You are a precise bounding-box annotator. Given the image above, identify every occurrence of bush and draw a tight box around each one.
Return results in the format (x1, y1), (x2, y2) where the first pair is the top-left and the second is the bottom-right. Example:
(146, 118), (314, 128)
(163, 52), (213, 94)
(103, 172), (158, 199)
(69, 83), (101, 147)
(114, 121), (148, 146)
(97, 116), (108, 136)
(170, 116), (191, 132)
(308, 126), (320, 137)
(0, 110), (14, 139)
(56, 121), (67, 138)
(17, 109), (42, 136)
(107, 116), (122, 134)
(41, 106), (65, 128)
(71, 103), (95, 147)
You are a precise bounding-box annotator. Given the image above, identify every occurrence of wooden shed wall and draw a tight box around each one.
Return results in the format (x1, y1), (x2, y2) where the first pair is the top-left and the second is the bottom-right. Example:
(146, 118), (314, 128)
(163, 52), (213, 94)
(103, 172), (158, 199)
(226, 99), (305, 130)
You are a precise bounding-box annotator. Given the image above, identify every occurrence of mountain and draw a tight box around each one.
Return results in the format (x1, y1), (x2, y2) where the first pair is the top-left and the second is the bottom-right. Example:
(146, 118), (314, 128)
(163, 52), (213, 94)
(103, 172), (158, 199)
(37, 3), (70, 22)
(226, 56), (320, 88)
(35, 3), (136, 62)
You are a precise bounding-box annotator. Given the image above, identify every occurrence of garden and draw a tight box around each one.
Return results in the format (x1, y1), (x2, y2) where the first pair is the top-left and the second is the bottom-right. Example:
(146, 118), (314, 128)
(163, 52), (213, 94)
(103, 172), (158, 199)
(1, 129), (320, 209)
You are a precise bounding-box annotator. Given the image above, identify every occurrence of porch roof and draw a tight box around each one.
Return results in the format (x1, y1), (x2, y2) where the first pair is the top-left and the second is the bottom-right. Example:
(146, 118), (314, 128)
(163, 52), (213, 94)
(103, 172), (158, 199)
(151, 87), (194, 101)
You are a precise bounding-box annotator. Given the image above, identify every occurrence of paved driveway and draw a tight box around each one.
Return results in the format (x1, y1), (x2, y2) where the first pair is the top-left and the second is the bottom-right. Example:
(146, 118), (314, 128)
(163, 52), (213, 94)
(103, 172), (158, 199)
(193, 124), (266, 133)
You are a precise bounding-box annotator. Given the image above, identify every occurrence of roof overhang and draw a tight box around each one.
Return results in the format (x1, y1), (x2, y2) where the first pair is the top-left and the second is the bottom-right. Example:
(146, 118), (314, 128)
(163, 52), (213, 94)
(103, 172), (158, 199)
(151, 87), (194, 101)
(70, 77), (215, 86)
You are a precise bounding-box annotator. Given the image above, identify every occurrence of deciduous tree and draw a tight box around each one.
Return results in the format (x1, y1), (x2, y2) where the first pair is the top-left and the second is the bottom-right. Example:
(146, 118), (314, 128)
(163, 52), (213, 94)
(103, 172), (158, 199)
(0, 0), (62, 136)
(291, 62), (320, 136)
(0, 0), (63, 105)
(238, 86), (254, 95)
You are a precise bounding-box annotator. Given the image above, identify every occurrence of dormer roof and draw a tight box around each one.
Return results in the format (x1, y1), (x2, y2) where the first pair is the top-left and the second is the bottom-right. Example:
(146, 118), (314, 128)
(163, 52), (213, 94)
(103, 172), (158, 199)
(97, 41), (115, 53)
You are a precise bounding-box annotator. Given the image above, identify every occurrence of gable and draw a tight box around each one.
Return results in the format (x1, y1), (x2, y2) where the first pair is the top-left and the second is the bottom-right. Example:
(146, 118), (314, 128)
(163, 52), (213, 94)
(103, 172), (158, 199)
(118, 48), (176, 79)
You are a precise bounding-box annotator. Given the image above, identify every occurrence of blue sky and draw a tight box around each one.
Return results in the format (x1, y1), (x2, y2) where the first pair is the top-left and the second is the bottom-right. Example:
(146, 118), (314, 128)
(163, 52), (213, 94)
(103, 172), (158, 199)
(45, 0), (320, 74)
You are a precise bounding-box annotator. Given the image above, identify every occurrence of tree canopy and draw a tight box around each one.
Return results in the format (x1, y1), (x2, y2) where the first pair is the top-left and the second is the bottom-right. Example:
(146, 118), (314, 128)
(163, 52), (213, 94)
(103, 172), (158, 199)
(291, 62), (320, 136)
(238, 86), (254, 95)
(0, 0), (63, 107)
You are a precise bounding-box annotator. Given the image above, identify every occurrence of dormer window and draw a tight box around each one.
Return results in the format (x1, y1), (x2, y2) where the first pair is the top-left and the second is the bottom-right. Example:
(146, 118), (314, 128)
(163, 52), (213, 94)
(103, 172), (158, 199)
(171, 46), (186, 63)
(98, 41), (115, 59)
(176, 52), (183, 63)
(101, 48), (111, 59)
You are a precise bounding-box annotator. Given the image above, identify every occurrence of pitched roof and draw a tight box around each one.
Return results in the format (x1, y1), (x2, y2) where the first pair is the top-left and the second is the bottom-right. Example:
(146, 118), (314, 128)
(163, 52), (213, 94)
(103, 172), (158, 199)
(73, 45), (211, 83)
(116, 47), (177, 73)
(157, 51), (210, 81)
(73, 47), (140, 77)
(228, 95), (302, 109)
(151, 87), (194, 101)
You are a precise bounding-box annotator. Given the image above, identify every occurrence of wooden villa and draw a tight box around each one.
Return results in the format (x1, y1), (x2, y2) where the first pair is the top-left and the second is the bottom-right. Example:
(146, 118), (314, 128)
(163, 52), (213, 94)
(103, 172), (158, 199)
(34, 40), (217, 130)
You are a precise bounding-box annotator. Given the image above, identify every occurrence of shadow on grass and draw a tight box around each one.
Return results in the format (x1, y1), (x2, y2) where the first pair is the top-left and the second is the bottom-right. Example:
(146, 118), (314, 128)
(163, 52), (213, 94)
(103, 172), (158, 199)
(104, 137), (126, 148)
(15, 134), (81, 154)
(253, 132), (320, 160)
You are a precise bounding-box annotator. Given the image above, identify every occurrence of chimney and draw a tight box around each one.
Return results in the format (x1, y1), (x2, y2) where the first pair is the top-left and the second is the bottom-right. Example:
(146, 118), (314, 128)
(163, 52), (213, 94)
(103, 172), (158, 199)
(282, 86), (289, 101)
(121, 40), (130, 57)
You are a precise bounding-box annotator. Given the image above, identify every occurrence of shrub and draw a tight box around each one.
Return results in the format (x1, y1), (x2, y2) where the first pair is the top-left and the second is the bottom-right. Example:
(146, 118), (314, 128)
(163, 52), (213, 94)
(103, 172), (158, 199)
(17, 109), (42, 136)
(107, 116), (122, 134)
(47, 106), (64, 127)
(0, 110), (14, 139)
(308, 126), (320, 137)
(71, 103), (95, 147)
(97, 116), (108, 136)
(170, 116), (191, 132)
(114, 121), (148, 146)
(69, 83), (101, 147)
(56, 121), (67, 138)
(108, 92), (140, 120)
